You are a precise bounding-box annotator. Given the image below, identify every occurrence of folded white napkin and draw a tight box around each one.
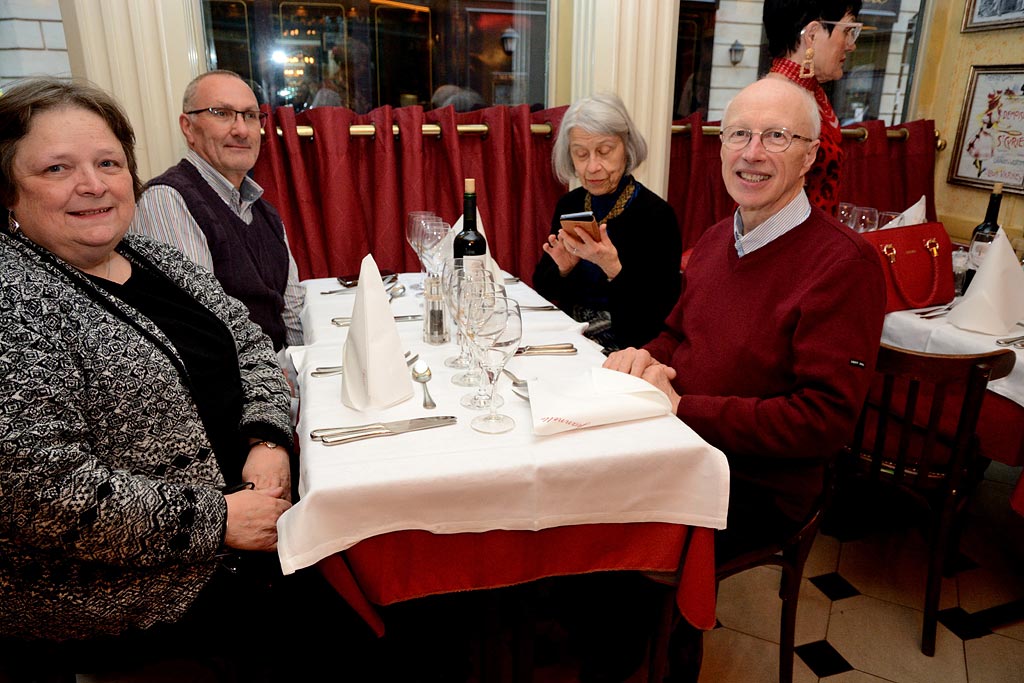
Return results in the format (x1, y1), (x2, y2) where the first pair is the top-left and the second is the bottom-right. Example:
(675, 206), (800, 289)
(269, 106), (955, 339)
(527, 367), (672, 435)
(340, 254), (414, 409)
(880, 195), (927, 230)
(948, 229), (1024, 336)
(445, 209), (505, 286)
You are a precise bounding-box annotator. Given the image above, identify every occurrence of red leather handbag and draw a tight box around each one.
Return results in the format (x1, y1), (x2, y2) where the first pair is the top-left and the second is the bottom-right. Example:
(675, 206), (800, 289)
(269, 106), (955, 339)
(859, 222), (955, 313)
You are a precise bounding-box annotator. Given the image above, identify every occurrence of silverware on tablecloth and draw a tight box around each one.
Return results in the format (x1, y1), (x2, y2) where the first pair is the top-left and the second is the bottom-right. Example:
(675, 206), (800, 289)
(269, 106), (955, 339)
(520, 304), (559, 311)
(915, 303), (956, 319)
(334, 272), (399, 288)
(321, 276), (401, 296)
(996, 334), (1024, 346)
(310, 416), (457, 445)
(514, 344), (577, 356)
(411, 360), (437, 409)
(311, 352), (418, 377)
(504, 276), (521, 284)
(502, 368), (528, 387)
(332, 314), (424, 327)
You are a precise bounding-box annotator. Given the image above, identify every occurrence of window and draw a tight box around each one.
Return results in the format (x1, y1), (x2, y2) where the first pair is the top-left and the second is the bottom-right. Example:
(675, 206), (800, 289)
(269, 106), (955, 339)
(201, 0), (549, 113)
(672, 0), (927, 125)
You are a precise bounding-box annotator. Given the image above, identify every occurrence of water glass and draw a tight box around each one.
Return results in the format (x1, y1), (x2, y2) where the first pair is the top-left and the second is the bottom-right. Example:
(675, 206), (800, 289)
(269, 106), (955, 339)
(853, 206), (879, 233)
(837, 202), (855, 228)
(465, 297), (522, 434)
(951, 248), (969, 296)
(878, 211), (902, 229)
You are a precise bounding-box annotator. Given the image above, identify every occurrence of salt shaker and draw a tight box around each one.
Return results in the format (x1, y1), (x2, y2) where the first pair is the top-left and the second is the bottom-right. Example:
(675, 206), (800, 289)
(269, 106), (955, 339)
(422, 274), (449, 344)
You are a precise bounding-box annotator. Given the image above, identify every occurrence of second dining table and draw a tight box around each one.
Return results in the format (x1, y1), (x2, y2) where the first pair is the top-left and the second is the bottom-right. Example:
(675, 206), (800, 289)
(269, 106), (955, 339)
(278, 272), (731, 644)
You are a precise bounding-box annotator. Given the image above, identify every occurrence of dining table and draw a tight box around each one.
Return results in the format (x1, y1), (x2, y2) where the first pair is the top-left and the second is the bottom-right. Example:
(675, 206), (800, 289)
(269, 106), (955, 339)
(278, 272), (731, 643)
(882, 306), (1024, 516)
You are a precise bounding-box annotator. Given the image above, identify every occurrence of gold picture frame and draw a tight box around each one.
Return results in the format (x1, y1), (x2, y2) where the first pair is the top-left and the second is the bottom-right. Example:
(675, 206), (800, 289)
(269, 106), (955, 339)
(947, 64), (1024, 195)
(962, 0), (1024, 33)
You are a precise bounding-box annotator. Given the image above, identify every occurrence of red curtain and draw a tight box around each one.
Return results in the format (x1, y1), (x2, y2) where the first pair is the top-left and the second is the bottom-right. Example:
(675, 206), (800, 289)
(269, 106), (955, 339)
(253, 104), (567, 285)
(667, 113), (734, 251)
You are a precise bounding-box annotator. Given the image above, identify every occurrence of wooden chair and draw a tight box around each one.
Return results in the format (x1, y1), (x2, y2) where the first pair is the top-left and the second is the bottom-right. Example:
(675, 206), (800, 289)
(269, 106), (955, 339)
(648, 464), (835, 683)
(842, 343), (1015, 657)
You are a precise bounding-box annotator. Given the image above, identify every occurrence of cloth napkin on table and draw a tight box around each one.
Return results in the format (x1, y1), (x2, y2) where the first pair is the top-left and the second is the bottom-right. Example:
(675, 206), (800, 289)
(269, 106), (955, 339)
(340, 254), (414, 410)
(948, 228), (1024, 336)
(527, 367), (672, 435)
(443, 208), (505, 285)
(879, 195), (927, 230)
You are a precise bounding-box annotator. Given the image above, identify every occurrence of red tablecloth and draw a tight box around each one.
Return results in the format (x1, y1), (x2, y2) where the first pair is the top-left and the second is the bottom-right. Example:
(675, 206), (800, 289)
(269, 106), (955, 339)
(318, 523), (716, 637)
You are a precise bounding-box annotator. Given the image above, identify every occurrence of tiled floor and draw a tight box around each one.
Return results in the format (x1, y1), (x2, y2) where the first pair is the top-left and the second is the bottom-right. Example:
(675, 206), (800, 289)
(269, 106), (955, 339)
(701, 462), (1024, 683)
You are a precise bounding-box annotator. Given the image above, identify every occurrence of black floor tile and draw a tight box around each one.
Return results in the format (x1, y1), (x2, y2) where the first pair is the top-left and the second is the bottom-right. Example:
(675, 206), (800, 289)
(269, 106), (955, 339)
(809, 572), (861, 601)
(973, 598), (1024, 632)
(937, 607), (992, 641)
(794, 640), (854, 678)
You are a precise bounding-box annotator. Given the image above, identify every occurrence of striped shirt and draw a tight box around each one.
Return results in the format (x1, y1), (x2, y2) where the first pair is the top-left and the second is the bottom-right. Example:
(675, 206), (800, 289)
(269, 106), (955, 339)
(733, 190), (812, 257)
(130, 149), (304, 347)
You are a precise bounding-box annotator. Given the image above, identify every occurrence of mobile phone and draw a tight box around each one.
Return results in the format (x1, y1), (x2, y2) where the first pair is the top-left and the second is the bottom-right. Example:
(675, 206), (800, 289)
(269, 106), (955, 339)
(559, 211), (601, 242)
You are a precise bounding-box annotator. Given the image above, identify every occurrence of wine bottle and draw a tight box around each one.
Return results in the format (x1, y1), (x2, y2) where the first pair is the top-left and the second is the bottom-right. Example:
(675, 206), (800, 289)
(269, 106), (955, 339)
(963, 182), (1003, 292)
(453, 178), (487, 264)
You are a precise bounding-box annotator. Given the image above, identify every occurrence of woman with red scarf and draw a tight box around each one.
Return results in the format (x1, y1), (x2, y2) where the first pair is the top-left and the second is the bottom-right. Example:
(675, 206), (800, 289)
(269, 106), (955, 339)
(764, 0), (864, 216)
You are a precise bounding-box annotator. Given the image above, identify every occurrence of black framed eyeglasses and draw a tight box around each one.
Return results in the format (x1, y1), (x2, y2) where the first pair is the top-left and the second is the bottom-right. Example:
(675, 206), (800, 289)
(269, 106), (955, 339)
(719, 127), (817, 153)
(185, 106), (268, 127)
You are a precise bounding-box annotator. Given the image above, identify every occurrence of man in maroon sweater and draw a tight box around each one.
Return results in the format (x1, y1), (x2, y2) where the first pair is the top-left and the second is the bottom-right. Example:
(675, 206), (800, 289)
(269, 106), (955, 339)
(605, 77), (886, 563)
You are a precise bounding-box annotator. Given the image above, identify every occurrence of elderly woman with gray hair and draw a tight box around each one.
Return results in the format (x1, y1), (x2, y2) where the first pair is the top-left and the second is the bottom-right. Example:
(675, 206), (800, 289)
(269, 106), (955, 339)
(532, 93), (681, 352)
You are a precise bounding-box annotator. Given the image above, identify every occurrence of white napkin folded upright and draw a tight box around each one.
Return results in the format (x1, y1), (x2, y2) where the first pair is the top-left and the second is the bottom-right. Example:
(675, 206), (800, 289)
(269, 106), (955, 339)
(880, 195), (927, 230)
(948, 229), (1024, 336)
(527, 367), (672, 435)
(444, 208), (505, 285)
(340, 254), (414, 410)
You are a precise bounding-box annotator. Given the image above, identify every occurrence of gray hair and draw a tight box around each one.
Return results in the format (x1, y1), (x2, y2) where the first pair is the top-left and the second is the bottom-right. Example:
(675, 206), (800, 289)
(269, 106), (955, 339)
(722, 77), (821, 140)
(181, 70), (248, 111)
(551, 93), (648, 186)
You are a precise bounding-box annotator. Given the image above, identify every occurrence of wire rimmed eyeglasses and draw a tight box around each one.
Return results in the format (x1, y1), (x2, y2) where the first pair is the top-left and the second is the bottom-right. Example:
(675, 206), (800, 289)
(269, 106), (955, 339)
(185, 107), (268, 126)
(819, 20), (863, 45)
(719, 127), (817, 153)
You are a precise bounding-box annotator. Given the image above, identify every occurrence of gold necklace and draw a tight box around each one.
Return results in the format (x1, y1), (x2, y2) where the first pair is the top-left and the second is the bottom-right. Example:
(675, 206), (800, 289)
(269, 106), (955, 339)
(584, 177), (636, 224)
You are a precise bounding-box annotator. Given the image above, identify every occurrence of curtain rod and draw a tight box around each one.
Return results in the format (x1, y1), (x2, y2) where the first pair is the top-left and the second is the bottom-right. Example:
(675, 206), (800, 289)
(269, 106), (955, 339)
(273, 123), (945, 149)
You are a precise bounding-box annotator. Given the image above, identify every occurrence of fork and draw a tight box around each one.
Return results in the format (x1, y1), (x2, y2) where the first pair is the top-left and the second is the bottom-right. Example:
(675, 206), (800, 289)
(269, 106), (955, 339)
(916, 303), (956, 319)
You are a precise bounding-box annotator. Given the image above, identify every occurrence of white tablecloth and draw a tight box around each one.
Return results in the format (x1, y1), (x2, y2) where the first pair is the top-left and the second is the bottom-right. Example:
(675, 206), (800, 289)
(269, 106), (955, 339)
(277, 275), (730, 575)
(882, 309), (1024, 406)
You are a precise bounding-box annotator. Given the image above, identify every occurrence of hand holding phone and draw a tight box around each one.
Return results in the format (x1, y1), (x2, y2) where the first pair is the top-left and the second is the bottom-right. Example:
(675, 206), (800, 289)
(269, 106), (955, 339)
(559, 211), (601, 242)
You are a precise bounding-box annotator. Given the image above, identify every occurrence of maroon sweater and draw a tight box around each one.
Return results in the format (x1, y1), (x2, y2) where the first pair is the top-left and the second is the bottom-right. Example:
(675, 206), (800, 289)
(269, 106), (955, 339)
(646, 208), (886, 522)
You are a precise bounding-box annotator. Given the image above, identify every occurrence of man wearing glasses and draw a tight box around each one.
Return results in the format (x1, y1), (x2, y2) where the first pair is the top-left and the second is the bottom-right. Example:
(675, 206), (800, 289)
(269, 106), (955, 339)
(599, 77), (885, 680)
(132, 70), (303, 353)
(607, 75), (885, 571)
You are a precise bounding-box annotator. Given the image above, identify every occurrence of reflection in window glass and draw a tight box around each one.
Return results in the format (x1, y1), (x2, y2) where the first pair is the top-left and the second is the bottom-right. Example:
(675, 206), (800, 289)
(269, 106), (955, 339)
(673, 0), (926, 126)
(201, 0), (548, 113)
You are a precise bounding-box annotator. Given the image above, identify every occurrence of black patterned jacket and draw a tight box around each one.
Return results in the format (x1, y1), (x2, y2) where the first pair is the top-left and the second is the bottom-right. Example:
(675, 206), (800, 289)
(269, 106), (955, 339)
(0, 231), (292, 641)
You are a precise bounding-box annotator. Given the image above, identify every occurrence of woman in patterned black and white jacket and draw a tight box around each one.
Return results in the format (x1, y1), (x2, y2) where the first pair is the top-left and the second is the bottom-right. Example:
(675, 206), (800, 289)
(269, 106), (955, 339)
(0, 78), (342, 679)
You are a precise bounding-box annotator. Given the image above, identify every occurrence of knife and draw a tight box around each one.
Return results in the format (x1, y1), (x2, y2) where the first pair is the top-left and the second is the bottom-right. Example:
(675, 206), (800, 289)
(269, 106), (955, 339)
(520, 304), (559, 311)
(996, 334), (1024, 346)
(313, 416), (457, 446)
(335, 272), (399, 288)
(332, 314), (423, 327)
(515, 344), (577, 356)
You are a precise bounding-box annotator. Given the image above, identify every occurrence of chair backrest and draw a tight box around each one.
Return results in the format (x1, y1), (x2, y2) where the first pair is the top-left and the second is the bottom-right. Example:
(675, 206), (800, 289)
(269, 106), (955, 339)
(849, 344), (1016, 495)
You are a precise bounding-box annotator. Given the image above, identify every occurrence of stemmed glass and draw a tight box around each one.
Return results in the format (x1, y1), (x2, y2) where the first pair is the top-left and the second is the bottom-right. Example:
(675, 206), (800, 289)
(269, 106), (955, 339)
(465, 297), (522, 434)
(852, 206), (879, 233)
(418, 219), (451, 277)
(454, 275), (507, 409)
(406, 211), (435, 290)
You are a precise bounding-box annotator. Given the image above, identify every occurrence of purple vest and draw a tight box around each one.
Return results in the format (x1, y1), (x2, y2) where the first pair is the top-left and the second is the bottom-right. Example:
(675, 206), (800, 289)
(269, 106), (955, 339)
(147, 160), (289, 350)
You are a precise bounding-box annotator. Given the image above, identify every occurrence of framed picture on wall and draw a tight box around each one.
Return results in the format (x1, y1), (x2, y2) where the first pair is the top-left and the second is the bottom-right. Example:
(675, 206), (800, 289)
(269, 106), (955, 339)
(948, 64), (1024, 194)
(962, 0), (1024, 33)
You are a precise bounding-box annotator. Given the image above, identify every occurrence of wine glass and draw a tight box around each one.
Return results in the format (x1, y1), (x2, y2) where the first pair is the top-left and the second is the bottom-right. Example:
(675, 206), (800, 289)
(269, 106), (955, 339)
(455, 275), (507, 409)
(837, 202), (855, 228)
(852, 206), (879, 233)
(441, 257), (477, 371)
(406, 211), (435, 289)
(465, 297), (522, 434)
(419, 219), (451, 277)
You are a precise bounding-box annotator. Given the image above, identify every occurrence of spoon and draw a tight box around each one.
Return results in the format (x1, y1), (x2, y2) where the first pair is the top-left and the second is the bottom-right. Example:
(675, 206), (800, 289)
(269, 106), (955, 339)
(388, 283), (407, 301)
(411, 360), (437, 409)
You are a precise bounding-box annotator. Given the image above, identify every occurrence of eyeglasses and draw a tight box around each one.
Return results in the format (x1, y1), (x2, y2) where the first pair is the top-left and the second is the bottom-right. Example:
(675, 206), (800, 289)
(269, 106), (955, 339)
(720, 127), (817, 153)
(185, 107), (268, 127)
(819, 20), (863, 46)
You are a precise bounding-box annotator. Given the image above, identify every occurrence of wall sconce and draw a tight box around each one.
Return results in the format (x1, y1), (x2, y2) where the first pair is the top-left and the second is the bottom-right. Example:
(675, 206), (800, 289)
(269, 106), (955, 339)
(729, 40), (745, 66)
(501, 27), (520, 57)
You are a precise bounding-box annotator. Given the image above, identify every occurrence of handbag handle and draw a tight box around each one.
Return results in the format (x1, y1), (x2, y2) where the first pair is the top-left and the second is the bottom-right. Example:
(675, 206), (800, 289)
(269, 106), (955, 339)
(880, 238), (942, 308)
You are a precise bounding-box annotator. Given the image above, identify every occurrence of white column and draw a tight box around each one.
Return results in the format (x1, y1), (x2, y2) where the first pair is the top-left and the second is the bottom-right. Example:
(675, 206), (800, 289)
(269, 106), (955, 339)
(58, 0), (205, 181)
(571, 0), (679, 197)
